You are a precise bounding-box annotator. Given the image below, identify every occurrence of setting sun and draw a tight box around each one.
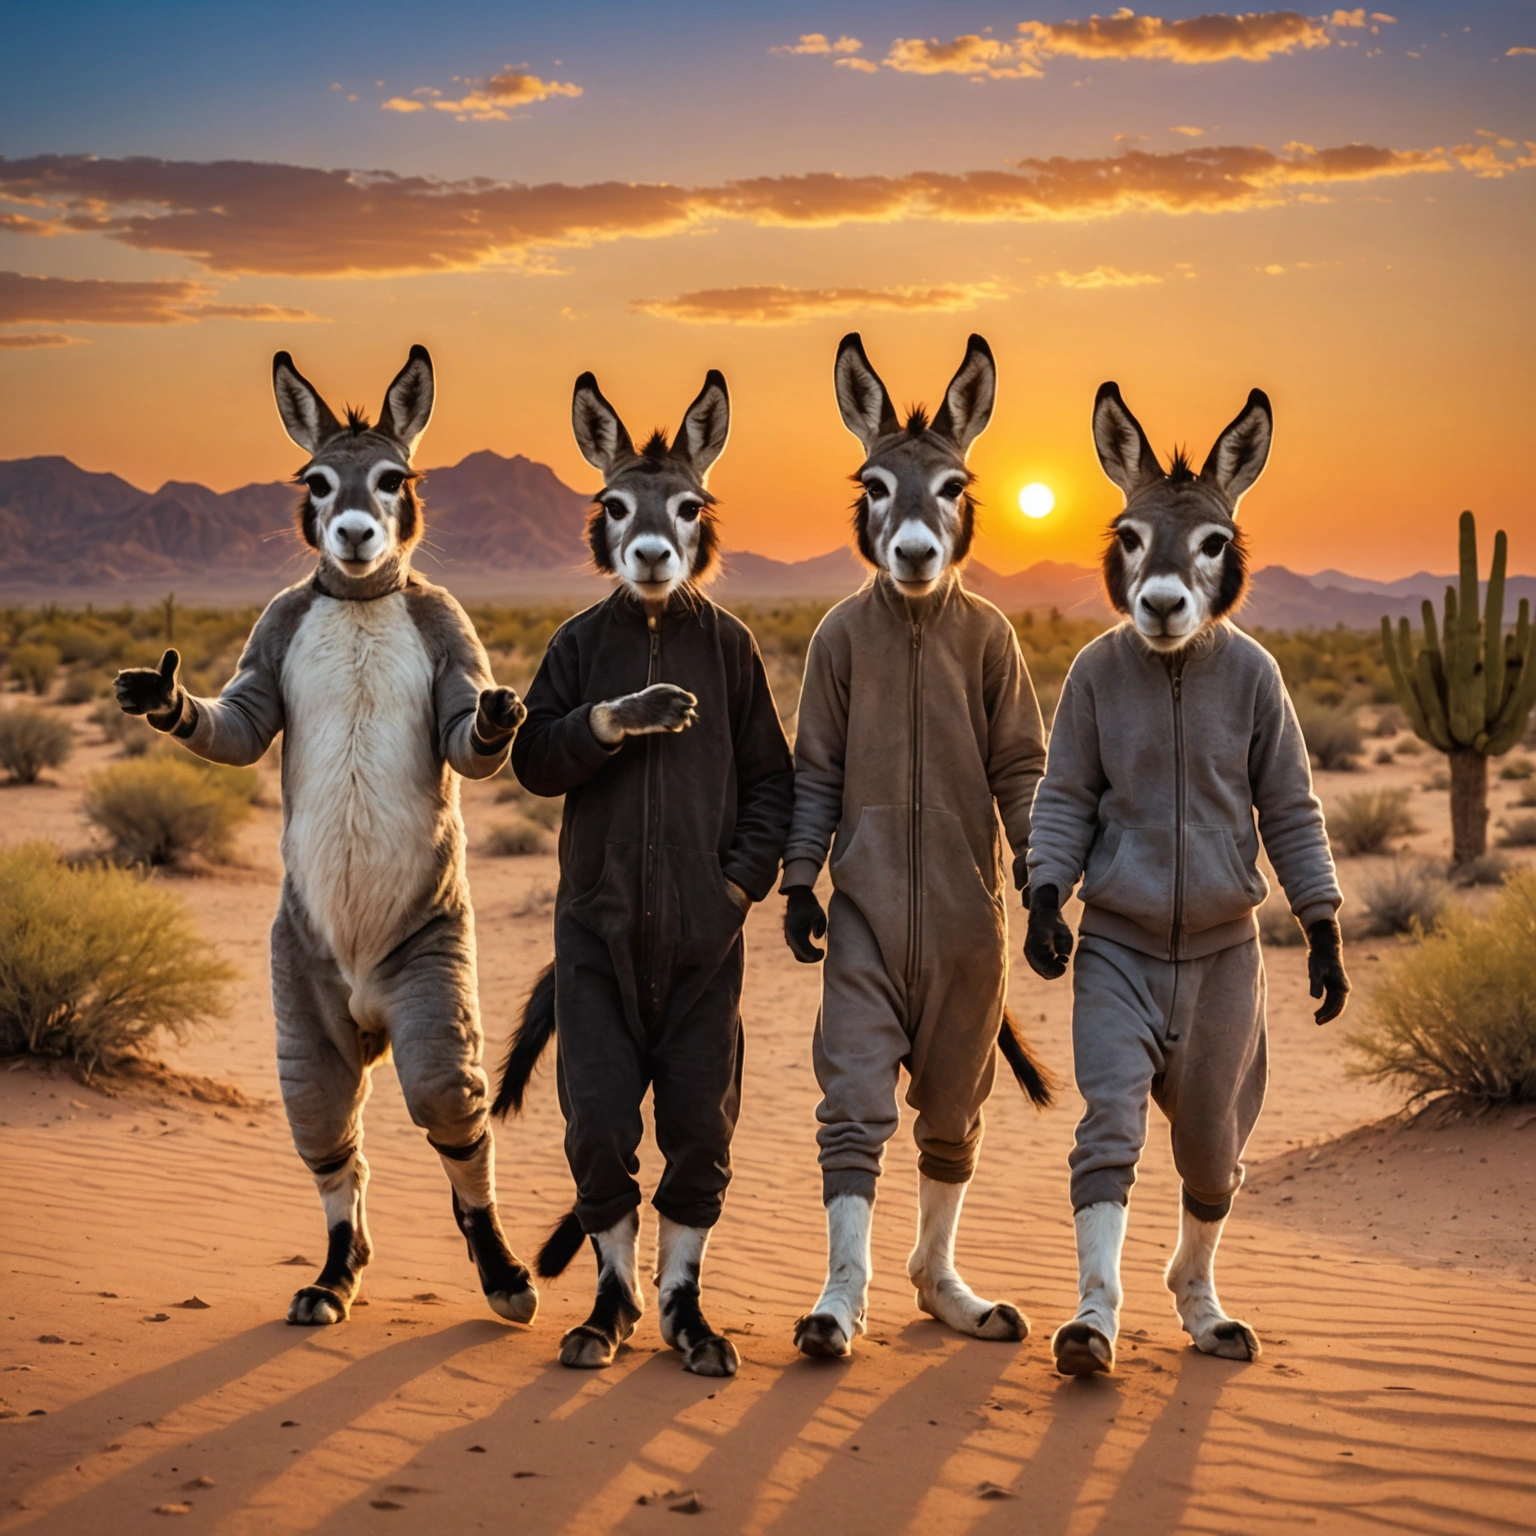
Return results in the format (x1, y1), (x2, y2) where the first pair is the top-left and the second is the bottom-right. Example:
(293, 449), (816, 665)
(1018, 482), (1056, 520)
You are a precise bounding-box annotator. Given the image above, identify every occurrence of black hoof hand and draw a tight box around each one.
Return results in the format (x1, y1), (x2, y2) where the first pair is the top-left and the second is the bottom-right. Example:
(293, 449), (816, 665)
(684, 1335), (739, 1378)
(114, 648), (180, 717)
(611, 683), (699, 735)
(454, 1196), (537, 1325)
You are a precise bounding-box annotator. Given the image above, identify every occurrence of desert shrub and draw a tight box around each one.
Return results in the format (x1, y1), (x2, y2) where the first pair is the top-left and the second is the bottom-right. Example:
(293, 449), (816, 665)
(1256, 899), (1304, 946)
(92, 699), (153, 757)
(60, 669), (106, 705)
(1330, 788), (1419, 856)
(1393, 734), (1424, 756)
(494, 778), (562, 830)
(1496, 814), (1536, 848)
(145, 741), (262, 805)
(1373, 747), (1395, 766)
(0, 706), (73, 783)
(1499, 756), (1535, 781)
(1454, 851), (1510, 887)
(0, 843), (235, 1072)
(82, 758), (251, 866)
(1422, 768), (1450, 792)
(1371, 703), (1407, 737)
(10, 643), (61, 696)
(484, 818), (551, 857)
(1518, 780), (1536, 808)
(1348, 868), (1536, 1107)
(1296, 701), (1363, 771)
(1357, 860), (1448, 937)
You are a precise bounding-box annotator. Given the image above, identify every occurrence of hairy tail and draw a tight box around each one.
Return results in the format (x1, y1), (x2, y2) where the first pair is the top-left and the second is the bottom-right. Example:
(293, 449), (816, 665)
(998, 1006), (1055, 1109)
(491, 961), (557, 1119)
(536, 1209), (587, 1279)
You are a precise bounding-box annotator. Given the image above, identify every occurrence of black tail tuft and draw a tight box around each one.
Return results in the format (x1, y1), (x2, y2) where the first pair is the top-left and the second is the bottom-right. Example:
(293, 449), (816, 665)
(536, 1209), (586, 1279)
(491, 961), (557, 1119)
(999, 1006), (1055, 1109)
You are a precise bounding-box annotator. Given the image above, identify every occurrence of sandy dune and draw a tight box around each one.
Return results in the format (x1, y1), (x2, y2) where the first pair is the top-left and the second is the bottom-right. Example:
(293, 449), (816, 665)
(3, 718), (1536, 1535)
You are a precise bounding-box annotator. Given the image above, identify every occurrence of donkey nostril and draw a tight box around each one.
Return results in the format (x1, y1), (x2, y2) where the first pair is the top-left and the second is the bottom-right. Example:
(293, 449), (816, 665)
(894, 542), (936, 564)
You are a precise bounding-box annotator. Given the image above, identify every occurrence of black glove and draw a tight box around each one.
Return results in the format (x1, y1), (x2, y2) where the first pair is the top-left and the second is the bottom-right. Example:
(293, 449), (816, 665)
(784, 885), (827, 963)
(1024, 884), (1074, 980)
(114, 648), (182, 722)
(1306, 917), (1349, 1025)
(475, 686), (526, 743)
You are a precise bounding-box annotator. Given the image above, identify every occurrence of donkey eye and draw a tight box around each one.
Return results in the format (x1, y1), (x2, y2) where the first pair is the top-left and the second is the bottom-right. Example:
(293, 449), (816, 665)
(603, 499), (630, 520)
(377, 471), (405, 496)
(677, 500), (703, 522)
(940, 479), (966, 501)
(1201, 534), (1228, 559)
(304, 475), (331, 498)
(861, 477), (887, 498)
(1116, 528), (1142, 553)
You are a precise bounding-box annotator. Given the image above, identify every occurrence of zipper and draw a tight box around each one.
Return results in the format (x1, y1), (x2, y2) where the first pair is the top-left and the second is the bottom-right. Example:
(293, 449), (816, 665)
(1170, 663), (1186, 963)
(642, 617), (661, 1011)
(906, 619), (925, 988)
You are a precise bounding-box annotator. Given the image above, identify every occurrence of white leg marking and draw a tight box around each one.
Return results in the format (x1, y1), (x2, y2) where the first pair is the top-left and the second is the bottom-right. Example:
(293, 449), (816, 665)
(1053, 1201), (1127, 1374)
(594, 1209), (643, 1312)
(797, 1194), (872, 1357)
(655, 1216), (737, 1376)
(907, 1176), (1027, 1341)
(1164, 1203), (1260, 1360)
(437, 1135), (495, 1210)
(654, 1215), (708, 1346)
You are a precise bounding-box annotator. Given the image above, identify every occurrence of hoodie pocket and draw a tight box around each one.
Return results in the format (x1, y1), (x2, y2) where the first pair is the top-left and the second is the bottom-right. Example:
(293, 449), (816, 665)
(1182, 825), (1268, 934)
(1078, 825), (1176, 935)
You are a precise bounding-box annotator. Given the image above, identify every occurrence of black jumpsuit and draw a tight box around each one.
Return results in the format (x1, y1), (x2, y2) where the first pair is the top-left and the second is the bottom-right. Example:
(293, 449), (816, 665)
(513, 590), (794, 1233)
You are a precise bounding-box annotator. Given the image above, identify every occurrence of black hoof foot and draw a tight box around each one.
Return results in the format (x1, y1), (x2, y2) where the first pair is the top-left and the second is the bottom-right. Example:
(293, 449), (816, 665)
(287, 1286), (349, 1326)
(1053, 1321), (1114, 1376)
(975, 1302), (1029, 1342)
(560, 1325), (619, 1369)
(794, 1312), (851, 1360)
(684, 1335), (739, 1377)
(1203, 1320), (1260, 1361)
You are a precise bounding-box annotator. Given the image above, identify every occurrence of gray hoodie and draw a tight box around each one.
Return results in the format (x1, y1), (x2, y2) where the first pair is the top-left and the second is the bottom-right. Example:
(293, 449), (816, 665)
(1026, 621), (1340, 962)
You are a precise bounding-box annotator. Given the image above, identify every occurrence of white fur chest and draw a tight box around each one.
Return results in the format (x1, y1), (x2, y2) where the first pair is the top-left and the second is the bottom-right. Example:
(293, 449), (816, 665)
(280, 594), (443, 980)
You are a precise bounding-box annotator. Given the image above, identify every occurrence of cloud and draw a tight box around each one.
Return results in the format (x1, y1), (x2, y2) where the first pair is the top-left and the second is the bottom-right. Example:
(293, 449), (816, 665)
(772, 33), (864, 56)
(1170, 125), (1205, 137)
(384, 70), (582, 122)
(1014, 8), (1333, 63)
(1507, 46), (1536, 57)
(0, 141), (1466, 279)
(1452, 138), (1536, 177)
(0, 212), (57, 235)
(884, 35), (1043, 79)
(837, 56), (880, 73)
(0, 272), (318, 327)
(1041, 266), (1163, 288)
(630, 280), (1005, 325)
(0, 331), (87, 349)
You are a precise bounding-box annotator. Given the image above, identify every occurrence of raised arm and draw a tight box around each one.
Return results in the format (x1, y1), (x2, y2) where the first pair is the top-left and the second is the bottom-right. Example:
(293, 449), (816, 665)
(983, 619), (1048, 893)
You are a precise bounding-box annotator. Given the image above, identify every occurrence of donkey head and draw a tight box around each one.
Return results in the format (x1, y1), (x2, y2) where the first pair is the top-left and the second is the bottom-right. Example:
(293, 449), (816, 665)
(572, 369), (728, 611)
(834, 332), (996, 597)
(1093, 383), (1272, 653)
(272, 345), (434, 593)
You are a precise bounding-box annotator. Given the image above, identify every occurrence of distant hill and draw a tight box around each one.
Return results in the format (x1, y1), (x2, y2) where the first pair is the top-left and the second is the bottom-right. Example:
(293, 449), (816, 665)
(0, 452), (1529, 627)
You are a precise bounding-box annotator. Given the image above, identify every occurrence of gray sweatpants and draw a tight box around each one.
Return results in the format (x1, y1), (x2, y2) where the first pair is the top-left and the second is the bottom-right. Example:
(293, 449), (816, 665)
(1069, 934), (1267, 1219)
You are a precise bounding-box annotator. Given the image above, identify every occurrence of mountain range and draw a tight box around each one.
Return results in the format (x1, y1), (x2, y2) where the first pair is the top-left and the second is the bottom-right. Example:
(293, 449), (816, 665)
(2, 451), (1530, 630)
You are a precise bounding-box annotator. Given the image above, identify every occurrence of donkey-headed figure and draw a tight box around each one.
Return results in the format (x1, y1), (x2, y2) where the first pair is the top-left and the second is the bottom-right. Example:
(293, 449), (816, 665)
(782, 333), (1053, 1360)
(495, 369), (793, 1376)
(1025, 383), (1350, 1376)
(114, 346), (536, 1330)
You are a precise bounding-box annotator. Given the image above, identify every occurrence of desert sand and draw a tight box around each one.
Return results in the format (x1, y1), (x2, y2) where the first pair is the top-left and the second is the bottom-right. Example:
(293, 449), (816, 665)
(3, 702), (1535, 1536)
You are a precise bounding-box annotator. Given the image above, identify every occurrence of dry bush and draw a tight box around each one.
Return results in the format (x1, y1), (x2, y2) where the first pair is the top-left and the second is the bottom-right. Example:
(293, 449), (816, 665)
(9, 643), (61, 696)
(0, 706), (73, 783)
(1373, 747), (1395, 766)
(1296, 701), (1363, 772)
(1393, 734), (1424, 755)
(1518, 780), (1536, 809)
(1357, 860), (1448, 937)
(1499, 755), (1534, 781)
(1256, 898), (1304, 947)
(494, 777), (562, 830)
(0, 843), (235, 1073)
(1496, 814), (1536, 848)
(83, 758), (252, 866)
(1454, 852), (1511, 887)
(91, 700), (153, 757)
(60, 669), (105, 705)
(1422, 768), (1451, 792)
(484, 818), (551, 857)
(1371, 703), (1407, 737)
(1348, 868), (1536, 1108)
(1330, 788), (1419, 856)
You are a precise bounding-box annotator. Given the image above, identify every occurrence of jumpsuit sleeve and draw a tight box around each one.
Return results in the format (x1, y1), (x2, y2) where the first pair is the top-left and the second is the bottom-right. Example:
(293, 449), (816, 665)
(780, 622), (848, 891)
(511, 623), (618, 797)
(721, 631), (795, 902)
(1251, 662), (1343, 928)
(171, 592), (292, 767)
(1025, 663), (1107, 901)
(422, 588), (516, 780)
(983, 617), (1049, 892)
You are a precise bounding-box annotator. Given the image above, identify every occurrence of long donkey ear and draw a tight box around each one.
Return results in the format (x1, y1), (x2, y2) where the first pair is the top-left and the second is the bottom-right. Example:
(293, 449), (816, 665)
(1200, 388), (1272, 512)
(834, 333), (899, 452)
(672, 369), (730, 481)
(1092, 382), (1164, 501)
(273, 352), (342, 455)
(571, 372), (635, 475)
(379, 344), (435, 458)
(931, 334), (996, 455)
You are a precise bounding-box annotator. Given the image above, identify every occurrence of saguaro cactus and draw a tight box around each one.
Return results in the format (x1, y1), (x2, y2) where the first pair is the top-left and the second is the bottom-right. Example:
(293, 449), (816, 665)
(1381, 511), (1536, 866)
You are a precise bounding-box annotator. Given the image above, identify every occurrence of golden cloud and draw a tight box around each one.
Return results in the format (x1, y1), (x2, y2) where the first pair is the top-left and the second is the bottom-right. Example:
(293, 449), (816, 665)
(1452, 138), (1536, 178)
(0, 272), (318, 327)
(383, 71), (581, 122)
(884, 35), (1042, 79)
(1507, 46), (1536, 57)
(772, 33), (865, 56)
(0, 212), (57, 235)
(631, 281), (1005, 325)
(181, 302), (321, 321)
(0, 331), (87, 349)
(0, 141), (1466, 279)
(1041, 266), (1163, 288)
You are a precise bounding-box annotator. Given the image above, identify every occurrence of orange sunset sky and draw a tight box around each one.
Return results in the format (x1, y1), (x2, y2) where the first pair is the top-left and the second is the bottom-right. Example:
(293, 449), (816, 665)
(2, 3), (1533, 577)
